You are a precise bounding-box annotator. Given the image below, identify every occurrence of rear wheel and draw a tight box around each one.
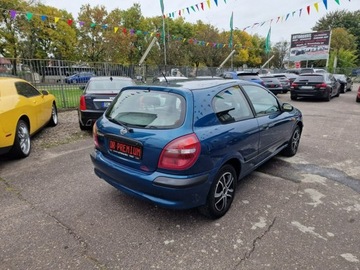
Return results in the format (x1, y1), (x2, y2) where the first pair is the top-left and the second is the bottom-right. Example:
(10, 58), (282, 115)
(290, 95), (297, 101)
(325, 91), (331, 101)
(48, 104), (58, 126)
(9, 120), (31, 158)
(198, 165), (236, 219)
(281, 126), (301, 157)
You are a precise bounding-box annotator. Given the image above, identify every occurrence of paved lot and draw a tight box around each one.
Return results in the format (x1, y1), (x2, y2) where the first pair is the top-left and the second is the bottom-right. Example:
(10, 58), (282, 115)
(1, 85), (359, 269)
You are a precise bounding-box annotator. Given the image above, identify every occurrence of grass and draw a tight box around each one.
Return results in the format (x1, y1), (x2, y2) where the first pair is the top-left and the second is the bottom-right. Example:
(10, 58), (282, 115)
(38, 84), (83, 109)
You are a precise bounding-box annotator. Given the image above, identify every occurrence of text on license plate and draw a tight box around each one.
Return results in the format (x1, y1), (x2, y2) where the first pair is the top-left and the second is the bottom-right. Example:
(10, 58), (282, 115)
(109, 140), (142, 160)
(301, 86), (313, 89)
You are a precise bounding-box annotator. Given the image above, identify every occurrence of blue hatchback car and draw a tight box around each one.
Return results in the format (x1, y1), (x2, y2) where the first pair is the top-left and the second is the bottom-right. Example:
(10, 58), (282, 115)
(91, 79), (303, 218)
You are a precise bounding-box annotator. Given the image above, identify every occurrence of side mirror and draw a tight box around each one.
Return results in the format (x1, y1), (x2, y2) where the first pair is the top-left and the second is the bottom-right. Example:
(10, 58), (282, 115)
(79, 86), (85, 90)
(282, 103), (293, 112)
(41, 90), (49, 95)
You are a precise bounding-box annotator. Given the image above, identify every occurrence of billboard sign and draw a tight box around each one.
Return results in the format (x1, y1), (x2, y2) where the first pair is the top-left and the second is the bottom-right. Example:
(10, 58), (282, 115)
(289, 31), (331, 61)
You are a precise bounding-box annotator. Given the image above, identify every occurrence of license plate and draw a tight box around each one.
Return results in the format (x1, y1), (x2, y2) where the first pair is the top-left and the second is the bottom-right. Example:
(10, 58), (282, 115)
(109, 139), (142, 160)
(301, 86), (313, 89)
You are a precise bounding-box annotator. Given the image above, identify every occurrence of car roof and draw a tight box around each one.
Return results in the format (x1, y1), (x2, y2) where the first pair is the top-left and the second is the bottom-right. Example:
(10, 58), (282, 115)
(89, 76), (133, 81)
(124, 79), (246, 92)
(236, 72), (259, 76)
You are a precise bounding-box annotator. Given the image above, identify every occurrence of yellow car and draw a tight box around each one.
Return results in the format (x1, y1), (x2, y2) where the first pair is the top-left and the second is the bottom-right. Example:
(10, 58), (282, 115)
(0, 77), (58, 158)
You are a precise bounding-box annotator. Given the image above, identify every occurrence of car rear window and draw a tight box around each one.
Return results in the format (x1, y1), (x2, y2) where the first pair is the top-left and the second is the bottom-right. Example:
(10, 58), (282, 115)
(86, 79), (134, 93)
(296, 75), (324, 83)
(106, 89), (185, 129)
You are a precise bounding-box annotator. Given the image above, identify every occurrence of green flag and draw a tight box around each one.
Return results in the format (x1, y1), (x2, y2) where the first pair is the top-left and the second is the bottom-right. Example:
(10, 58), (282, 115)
(229, 12), (233, 48)
(265, 27), (271, 54)
(160, 0), (164, 15)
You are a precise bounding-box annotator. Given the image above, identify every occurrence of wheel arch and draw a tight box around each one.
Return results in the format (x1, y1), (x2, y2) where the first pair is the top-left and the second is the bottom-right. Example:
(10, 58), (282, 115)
(223, 158), (241, 181)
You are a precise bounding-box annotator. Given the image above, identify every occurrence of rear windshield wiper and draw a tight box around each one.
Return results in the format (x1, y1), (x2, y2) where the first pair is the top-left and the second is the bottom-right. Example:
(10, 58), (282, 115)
(107, 117), (134, 133)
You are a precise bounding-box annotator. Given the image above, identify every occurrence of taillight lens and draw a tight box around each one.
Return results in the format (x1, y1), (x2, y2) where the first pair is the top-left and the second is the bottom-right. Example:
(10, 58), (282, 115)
(316, 83), (327, 89)
(79, 95), (86, 110)
(291, 83), (298, 89)
(93, 124), (99, 148)
(158, 133), (201, 170)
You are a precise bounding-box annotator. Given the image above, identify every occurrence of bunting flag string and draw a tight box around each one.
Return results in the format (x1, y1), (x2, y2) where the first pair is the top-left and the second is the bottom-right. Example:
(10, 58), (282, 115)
(0, 0), (354, 50)
(167, 0), (227, 18)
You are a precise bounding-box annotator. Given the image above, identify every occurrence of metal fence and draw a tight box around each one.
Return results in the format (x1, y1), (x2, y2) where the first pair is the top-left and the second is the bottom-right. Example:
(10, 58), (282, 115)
(1, 57), (359, 109)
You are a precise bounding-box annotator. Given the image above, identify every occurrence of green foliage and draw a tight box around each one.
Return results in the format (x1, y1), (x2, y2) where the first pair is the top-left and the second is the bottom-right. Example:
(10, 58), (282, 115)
(313, 10), (360, 64)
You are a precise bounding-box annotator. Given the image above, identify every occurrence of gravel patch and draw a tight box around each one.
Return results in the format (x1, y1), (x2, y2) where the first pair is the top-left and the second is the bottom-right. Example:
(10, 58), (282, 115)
(31, 109), (92, 153)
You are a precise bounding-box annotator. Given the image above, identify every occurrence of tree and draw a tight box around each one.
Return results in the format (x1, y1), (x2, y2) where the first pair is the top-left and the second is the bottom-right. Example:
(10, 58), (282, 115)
(0, 0), (30, 74)
(312, 10), (360, 64)
(271, 41), (290, 69)
(77, 4), (109, 63)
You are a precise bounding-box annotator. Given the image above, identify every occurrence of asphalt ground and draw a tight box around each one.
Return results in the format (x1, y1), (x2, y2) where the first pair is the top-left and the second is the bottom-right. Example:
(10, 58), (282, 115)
(1, 84), (359, 270)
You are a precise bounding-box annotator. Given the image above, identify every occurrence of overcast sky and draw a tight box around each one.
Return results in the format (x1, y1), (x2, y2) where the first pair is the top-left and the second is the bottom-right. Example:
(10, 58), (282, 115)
(44, 0), (358, 42)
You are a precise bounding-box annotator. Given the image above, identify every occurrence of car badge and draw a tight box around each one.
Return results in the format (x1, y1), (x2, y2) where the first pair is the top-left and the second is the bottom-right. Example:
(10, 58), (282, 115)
(120, 128), (128, 135)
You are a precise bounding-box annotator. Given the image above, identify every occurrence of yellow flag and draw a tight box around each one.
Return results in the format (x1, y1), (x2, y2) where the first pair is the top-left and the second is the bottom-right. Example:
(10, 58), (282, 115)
(54, 17), (60, 24)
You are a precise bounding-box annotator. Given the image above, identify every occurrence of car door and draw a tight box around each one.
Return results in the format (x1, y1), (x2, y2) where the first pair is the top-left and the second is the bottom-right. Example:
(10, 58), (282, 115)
(211, 86), (260, 170)
(242, 84), (295, 162)
(15, 82), (46, 132)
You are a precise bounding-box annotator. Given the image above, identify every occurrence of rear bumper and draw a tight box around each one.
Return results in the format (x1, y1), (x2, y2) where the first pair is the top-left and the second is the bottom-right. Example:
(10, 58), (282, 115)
(90, 150), (212, 210)
(78, 110), (104, 127)
(291, 89), (329, 99)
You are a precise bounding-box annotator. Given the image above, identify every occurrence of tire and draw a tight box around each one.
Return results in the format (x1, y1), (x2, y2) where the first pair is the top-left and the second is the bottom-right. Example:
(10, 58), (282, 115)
(48, 104), (58, 126)
(79, 121), (90, 131)
(198, 165), (237, 219)
(341, 85), (346, 94)
(290, 95), (297, 101)
(325, 91), (331, 102)
(281, 126), (301, 157)
(9, 120), (31, 159)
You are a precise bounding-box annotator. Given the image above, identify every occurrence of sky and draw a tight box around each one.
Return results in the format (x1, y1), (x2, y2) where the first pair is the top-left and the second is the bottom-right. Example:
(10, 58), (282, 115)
(43, 0), (359, 43)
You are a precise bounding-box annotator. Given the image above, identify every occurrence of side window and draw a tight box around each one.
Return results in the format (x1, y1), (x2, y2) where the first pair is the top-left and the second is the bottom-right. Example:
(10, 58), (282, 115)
(15, 82), (41, 98)
(242, 85), (280, 116)
(213, 86), (253, 124)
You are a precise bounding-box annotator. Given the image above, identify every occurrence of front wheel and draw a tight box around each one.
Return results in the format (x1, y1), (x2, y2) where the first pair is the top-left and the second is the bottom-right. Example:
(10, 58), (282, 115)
(198, 165), (237, 219)
(281, 126), (301, 157)
(9, 120), (31, 158)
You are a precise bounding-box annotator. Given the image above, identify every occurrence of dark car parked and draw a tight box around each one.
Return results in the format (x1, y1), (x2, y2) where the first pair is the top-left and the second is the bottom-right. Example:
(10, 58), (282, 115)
(356, 85), (360, 103)
(221, 71), (265, 87)
(91, 79), (303, 219)
(259, 76), (284, 95)
(333, 74), (350, 93)
(65, 72), (95, 84)
(78, 76), (136, 130)
(290, 73), (340, 101)
(236, 72), (265, 86)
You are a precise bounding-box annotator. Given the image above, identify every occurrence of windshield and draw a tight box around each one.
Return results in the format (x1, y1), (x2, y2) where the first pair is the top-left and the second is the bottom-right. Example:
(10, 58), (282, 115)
(86, 79), (134, 93)
(106, 89), (185, 129)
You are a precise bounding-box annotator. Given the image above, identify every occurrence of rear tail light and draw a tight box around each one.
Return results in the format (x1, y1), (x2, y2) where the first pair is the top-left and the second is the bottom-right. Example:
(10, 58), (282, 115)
(79, 95), (86, 110)
(291, 83), (298, 89)
(316, 83), (327, 89)
(158, 133), (201, 170)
